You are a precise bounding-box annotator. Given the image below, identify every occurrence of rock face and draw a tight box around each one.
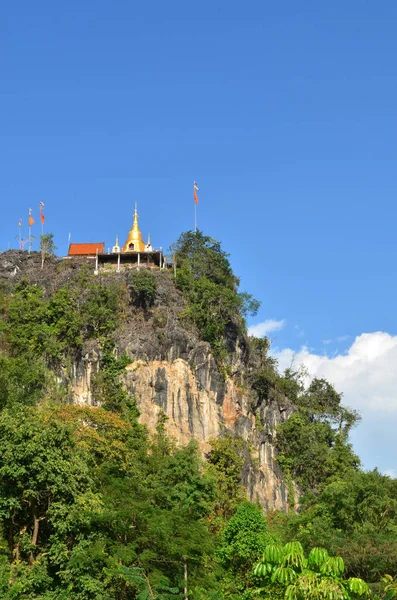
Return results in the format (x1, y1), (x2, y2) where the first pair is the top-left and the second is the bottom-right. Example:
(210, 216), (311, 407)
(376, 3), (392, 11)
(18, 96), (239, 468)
(71, 342), (294, 511)
(0, 251), (295, 512)
(125, 356), (294, 511)
(69, 288), (294, 511)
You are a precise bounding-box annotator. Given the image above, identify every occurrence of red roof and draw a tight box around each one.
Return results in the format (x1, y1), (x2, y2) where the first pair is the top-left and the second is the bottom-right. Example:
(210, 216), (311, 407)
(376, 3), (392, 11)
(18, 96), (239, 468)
(68, 243), (105, 256)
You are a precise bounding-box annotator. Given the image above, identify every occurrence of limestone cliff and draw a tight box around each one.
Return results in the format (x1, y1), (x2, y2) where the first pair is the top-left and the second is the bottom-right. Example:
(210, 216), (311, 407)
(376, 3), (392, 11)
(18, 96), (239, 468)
(0, 250), (295, 511)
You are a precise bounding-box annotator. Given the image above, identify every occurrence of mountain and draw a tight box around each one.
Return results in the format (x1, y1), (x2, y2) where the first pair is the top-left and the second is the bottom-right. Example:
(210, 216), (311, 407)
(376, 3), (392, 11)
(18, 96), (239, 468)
(0, 246), (293, 511)
(1, 234), (396, 598)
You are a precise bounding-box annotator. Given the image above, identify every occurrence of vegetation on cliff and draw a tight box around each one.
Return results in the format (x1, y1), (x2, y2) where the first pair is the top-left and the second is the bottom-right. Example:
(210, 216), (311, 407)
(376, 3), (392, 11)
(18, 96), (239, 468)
(172, 231), (259, 362)
(0, 233), (396, 598)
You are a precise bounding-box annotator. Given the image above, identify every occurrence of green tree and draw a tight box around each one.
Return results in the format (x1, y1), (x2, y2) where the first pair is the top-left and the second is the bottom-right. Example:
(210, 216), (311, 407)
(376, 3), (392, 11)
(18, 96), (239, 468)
(217, 502), (273, 595)
(91, 341), (131, 413)
(207, 436), (247, 523)
(128, 270), (157, 309)
(0, 355), (46, 409)
(80, 280), (123, 338)
(276, 377), (360, 491)
(254, 542), (370, 600)
(172, 230), (259, 361)
(0, 407), (97, 565)
(280, 470), (397, 582)
(380, 575), (397, 600)
(40, 233), (57, 268)
(1, 278), (124, 365)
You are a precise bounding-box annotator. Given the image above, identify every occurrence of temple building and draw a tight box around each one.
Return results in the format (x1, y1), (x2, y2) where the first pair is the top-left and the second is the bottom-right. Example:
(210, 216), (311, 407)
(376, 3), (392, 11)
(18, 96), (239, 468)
(66, 205), (166, 272)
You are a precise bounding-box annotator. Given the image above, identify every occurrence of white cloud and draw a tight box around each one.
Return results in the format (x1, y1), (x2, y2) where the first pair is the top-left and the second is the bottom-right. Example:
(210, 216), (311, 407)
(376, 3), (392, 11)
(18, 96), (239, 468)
(248, 319), (286, 338)
(273, 332), (397, 473)
(275, 332), (397, 414)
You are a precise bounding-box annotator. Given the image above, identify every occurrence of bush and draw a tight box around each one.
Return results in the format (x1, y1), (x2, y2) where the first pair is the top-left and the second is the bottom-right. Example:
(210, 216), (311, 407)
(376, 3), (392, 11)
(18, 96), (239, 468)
(128, 270), (157, 309)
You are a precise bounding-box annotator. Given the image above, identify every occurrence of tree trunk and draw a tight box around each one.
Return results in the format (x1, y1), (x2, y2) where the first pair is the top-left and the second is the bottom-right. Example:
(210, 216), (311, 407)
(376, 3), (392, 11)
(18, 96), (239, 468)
(31, 514), (40, 547)
(13, 526), (27, 563)
(184, 560), (188, 600)
(29, 507), (43, 565)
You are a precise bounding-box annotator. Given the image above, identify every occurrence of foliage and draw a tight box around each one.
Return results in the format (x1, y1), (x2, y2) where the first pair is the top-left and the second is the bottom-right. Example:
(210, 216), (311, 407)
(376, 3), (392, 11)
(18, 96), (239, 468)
(0, 407), (96, 567)
(254, 542), (370, 600)
(40, 233), (57, 268)
(0, 277), (124, 366)
(128, 269), (157, 309)
(381, 575), (397, 600)
(276, 376), (360, 491)
(0, 240), (396, 597)
(0, 354), (46, 410)
(80, 278), (124, 338)
(0, 403), (219, 598)
(248, 341), (304, 408)
(207, 436), (247, 523)
(0, 265), (228, 596)
(247, 342), (397, 587)
(91, 340), (132, 413)
(172, 230), (259, 360)
(274, 470), (397, 582)
(248, 338), (278, 393)
(217, 502), (273, 595)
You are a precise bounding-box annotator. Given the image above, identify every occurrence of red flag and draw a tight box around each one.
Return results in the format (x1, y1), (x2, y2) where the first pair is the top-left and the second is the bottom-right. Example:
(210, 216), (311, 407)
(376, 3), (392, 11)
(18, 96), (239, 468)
(40, 212), (45, 225)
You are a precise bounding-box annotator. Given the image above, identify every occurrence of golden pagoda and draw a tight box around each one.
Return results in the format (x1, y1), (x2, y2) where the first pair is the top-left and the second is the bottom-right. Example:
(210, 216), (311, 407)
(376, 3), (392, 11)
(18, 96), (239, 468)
(122, 204), (146, 252)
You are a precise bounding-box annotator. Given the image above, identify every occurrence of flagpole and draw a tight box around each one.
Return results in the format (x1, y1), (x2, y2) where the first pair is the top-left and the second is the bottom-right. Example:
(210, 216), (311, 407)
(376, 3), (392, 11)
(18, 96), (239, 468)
(28, 208), (35, 253)
(194, 201), (197, 233)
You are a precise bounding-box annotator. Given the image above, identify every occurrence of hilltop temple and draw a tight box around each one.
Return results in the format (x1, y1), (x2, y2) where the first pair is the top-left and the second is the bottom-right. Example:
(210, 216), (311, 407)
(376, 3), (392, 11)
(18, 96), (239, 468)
(66, 204), (166, 272)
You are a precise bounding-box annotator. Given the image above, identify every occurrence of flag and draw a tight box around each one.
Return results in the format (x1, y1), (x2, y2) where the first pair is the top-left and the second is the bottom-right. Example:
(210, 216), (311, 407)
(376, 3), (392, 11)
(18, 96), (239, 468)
(28, 208), (35, 226)
(193, 181), (199, 204)
(18, 218), (22, 227)
(39, 202), (45, 225)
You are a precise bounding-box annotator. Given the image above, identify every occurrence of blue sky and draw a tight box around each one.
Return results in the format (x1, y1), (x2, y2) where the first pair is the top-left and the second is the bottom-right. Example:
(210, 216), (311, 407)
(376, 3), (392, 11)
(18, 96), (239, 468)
(1, 1), (397, 473)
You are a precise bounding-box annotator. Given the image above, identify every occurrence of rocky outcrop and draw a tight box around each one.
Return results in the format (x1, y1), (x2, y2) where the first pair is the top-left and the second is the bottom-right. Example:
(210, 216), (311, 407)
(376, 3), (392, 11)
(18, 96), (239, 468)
(70, 320), (294, 511)
(125, 355), (294, 511)
(0, 251), (295, 511)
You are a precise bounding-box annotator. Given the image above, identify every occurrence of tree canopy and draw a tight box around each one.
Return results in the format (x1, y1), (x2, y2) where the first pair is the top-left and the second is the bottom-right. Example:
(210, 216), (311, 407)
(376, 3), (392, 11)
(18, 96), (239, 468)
(0, 234), (396, 598)
(172, 230), (259, 361)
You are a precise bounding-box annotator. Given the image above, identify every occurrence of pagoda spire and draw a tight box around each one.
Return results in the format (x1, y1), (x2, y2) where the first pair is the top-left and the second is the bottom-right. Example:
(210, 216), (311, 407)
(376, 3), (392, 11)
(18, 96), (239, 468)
(122, 203), (145, 252)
